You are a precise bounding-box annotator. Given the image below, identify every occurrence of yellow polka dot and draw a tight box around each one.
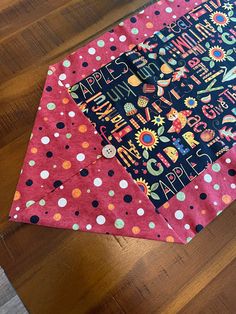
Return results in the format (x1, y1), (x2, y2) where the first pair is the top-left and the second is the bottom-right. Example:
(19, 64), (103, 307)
(108, 204), (114, 210)
(14, 191), (21, 201)
(163, 202), (169, 209)
(78, 125), (87, 133)
(53, 213), (62, 221)
(82, 141), (89, 148)
(222, 194), (232, 204)
(132, 226), (140, 234)
(166, 236), (174, 243)
(146, 22), (153, 29)
(62, 98), (69, 104)
(31, 147), (38, 154)
(62, 160), (71, 169)
(72, 188), (81, 198)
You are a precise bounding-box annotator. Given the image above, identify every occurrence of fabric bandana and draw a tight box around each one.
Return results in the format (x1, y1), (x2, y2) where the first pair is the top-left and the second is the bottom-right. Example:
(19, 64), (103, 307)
(9, 0), (236, 244)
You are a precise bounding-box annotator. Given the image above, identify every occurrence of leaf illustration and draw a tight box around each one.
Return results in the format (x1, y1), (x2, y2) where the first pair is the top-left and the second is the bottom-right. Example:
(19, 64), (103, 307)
(210, 60), (215, 68)
(151, 192), (160, 200)
(217, 25), (222, 33)
(205, 42), (210, 49)
(151, 183), (159, 191)
(202, 56), (210, 61)
(227, 56), (235, 62)
(228, 10), (234, 17)
(230, 17), (236, 22)
(70, 92), (79, 99)
(227, 49), (234, 55)
(159, 136), (170, 142)
(143, 150), (149, 160)
(157, 126), (164, 136)
(71, 84), (79, 92)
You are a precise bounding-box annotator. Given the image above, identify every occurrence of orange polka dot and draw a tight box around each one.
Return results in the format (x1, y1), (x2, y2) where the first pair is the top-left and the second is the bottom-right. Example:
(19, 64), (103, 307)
(166, 236), (174, 243)
(82, 141), (89, 148)
(62, 160), (71, 169)
(14, 191), (21, 201)
(78, 125), (87, 133)
(44, 117), (48, 121)
(72, 188), (81, 198)
(163, 202), (169, 209)
(108, 204), (114, 210)
(132, 226), (140, 234)
(31, 147), (38, 154)
(62, 97), (69, 104)
(146, 22), (153, 29)
(222, 194), (232, 204)
(201, 210), (206, 215)
(128, 44), (136, 50)
(53, 213), (62, 221)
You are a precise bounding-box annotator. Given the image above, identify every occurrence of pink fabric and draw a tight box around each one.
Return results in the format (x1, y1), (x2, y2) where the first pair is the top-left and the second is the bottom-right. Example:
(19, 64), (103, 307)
(9, 0), (235, 243)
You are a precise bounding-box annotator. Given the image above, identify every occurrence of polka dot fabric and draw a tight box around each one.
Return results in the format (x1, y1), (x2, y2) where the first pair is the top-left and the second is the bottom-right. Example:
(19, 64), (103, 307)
(9, 0), (235, 243)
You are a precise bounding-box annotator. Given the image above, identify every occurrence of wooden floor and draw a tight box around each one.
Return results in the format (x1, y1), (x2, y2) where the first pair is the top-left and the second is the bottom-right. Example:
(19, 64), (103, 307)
(0, 0), (235, 313)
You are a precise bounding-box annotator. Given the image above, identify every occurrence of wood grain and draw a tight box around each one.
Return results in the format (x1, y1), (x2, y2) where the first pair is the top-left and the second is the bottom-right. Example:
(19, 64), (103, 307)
(0, 1), (235, 313)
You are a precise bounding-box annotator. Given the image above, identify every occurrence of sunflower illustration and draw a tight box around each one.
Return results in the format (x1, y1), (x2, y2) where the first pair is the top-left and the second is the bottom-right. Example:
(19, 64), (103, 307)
(136, 178), (151, 196)
(210, 11), (229, 27)
(222, 2), (233, 11)
(209, 46), (226, 62)
(184, 97), (198, 109)
(135, 128), (158, 151)
(152, 115), (165, 126)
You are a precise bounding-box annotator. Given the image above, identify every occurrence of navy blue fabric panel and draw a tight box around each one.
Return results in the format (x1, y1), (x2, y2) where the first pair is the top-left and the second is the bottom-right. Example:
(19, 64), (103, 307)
(70, 0), (236, 208)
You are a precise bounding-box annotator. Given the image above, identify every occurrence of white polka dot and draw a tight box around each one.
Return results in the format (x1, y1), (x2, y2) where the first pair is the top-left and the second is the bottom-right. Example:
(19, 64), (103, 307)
(96, 215), (106, 225)
(15, 207), (20, 211)
(86, 224), (92, 230)
(166, 7), (173, 13)
(226, 158), (231, 164)
(40, 170), (49, 179)
(41, 136), (50, 144)
(137, 208), (145, 216)
(119, 22), (124, 26)
(119, 35), (127, 42)
(184, 224), (190, 230)
(110, 38), (114, 42)
(231, 183), (236, 189)
(13, 214), (18, 219)
(54, 132), (59, 137)
(213, 201), (218, 205)
(59, 73), (66, 81)
(76, 153), (85, 161)
(58, 198), (67, 207)
(119, 180), (128, 189)
(68, 111), (75, 117)
(94, 178), (102, 187)
(88, 47), (96, 55)
(175, 210), (184, 220)
(204, 174), (212, 183)
(195, 185), (199, 189)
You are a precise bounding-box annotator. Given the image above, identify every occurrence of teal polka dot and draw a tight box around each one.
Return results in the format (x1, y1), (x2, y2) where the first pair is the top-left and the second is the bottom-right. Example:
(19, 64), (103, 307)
(212, 163), (221, 172)
(109, 190), (115, 196)
(72, 224), (79, 231)
(213, 184), (220, 190)
(114, 219), (125, 229)
(176, 191), (186, 201)
(131, 28), (139, 34)
(186, 237), (192, 243)
(39, 199), (46, 206)
(47, 102), (56, 110)
(96, 56), (101, 61)
(66, 133), (72, 139)
(29, 160), (35, 166)
(47, 69), (53, 75)
(149, 222), (155, 229)
(26, 200), (35, 208)
(97, 40), (105, 47)
(63, 60), (71, 67)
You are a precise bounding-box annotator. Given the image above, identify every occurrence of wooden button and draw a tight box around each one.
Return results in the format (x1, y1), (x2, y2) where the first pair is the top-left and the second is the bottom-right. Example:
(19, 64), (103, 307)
(102, 145), (116, 159)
